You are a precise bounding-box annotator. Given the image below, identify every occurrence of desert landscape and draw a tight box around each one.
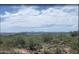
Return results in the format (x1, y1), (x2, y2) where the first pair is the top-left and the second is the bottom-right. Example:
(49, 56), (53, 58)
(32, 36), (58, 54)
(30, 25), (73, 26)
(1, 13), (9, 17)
(0, 31), (79, 54)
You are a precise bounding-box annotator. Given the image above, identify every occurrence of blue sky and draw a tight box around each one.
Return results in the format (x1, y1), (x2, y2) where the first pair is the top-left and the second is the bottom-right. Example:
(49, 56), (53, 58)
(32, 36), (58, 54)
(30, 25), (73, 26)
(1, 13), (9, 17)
(0, 5), (78, 33)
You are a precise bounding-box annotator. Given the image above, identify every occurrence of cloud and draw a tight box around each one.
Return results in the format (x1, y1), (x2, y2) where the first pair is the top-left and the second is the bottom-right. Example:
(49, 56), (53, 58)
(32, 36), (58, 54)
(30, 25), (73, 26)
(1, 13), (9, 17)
(0, 5), (78, 32)
(62, 5), (78, 15)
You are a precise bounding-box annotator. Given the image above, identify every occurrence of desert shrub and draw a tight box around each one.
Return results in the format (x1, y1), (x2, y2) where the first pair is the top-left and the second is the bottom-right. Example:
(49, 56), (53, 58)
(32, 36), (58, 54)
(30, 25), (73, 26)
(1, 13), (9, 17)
(55, 47), (61, 54)
(42, 34), (53, 43)
(12, 36), (26, 48)
(70, 31), (78, 37)
(0, 39), (3, 44)
(0, 31), (78, 54)
(28, 37), (43, 50)
(1, 37), (14, 48)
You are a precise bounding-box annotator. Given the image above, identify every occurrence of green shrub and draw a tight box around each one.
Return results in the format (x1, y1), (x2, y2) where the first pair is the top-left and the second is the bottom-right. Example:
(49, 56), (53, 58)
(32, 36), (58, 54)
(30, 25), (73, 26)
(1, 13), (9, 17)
(42, 34), (53, 43)
(12, 36), (26, 48)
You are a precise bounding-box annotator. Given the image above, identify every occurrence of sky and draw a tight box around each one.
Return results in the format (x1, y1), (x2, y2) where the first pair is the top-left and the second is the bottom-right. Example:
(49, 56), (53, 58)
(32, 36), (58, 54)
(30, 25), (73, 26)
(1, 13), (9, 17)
(0, 4), (78, 33)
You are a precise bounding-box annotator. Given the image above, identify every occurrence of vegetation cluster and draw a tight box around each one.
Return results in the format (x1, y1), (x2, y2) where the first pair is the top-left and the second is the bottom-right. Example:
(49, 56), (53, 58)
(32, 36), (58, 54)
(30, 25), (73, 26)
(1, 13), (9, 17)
(0, 31), (78, 54)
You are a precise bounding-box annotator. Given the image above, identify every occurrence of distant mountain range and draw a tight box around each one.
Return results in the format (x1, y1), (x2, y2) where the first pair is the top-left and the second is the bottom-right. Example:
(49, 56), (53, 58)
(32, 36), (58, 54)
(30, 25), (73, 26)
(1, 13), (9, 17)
(0, 32), (70, 36)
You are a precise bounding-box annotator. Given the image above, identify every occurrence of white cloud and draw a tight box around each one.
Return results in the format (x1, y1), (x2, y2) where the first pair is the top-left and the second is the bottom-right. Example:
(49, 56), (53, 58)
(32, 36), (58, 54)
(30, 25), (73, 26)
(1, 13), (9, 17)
(62, 5), (78, 15)
(0, 11), (11, 18)
(0, 5), (78, 32)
